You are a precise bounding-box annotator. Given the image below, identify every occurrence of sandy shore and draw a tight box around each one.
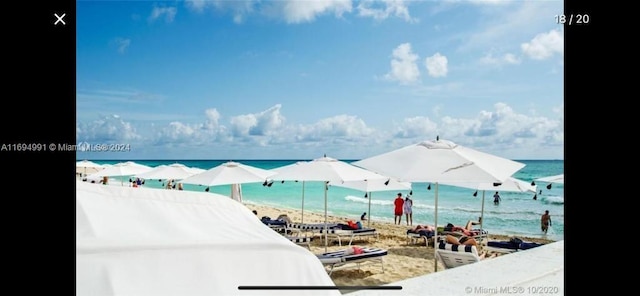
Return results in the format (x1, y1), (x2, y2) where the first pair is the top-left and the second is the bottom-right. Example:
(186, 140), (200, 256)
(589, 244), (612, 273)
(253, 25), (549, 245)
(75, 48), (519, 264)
(248, 203), (555, 290)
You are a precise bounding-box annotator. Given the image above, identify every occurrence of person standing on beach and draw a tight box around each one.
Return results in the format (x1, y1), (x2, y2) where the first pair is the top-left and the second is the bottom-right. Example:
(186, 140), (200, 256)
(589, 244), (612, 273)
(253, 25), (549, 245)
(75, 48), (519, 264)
(493, 191), (501, 205)
(394, 193), (404, 225)
(404, 195), (413, 226)
(541, 210), (552, 234)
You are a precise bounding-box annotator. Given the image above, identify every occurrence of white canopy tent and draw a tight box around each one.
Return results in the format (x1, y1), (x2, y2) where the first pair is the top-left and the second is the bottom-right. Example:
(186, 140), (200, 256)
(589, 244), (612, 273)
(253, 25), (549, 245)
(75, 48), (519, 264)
(76, 182), (339, 296)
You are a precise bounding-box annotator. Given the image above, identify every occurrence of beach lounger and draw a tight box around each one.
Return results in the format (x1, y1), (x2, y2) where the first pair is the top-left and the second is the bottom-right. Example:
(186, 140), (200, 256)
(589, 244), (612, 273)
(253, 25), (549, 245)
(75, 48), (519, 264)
(318, 228), (379, 246)
(285, 235), (313, 250)
(406, 229), (435, 246)
(485, 240), (544, 254)
(287, 222), (339, 234)
(435, 242), (481, 269)
(261, 218), (291, 234)
(316, 247), (388, 275)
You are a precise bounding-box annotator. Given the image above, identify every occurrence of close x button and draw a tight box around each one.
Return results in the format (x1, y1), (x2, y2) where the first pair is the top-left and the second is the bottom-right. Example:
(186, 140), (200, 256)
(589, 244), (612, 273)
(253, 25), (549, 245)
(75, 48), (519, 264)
(54, 12), (66, 25)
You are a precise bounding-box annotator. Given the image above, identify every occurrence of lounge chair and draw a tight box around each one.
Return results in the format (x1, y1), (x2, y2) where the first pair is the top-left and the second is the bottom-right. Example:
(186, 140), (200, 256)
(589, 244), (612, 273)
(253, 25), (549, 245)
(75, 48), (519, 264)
(406, 228), (434, 246)
(485, 239), (544, 254)
(285, 235), (313, 250)
(287, 222), (339, 235)
(316, 247), (387, 275)
(261, 218), (290, 234)
(318, 227), (379, 246)
(435, 242), (481, 269)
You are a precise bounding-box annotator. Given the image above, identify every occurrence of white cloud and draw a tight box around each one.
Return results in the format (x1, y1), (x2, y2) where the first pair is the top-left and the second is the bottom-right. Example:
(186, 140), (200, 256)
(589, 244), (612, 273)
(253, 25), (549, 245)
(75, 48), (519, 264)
(424, 52), (448, 78)
(230, 104), (286, 137)
(394, 116), (438, 138)
(384, 43), (420, 84)
(281, 0), (352, 23)
(185, 0), (207, 13)
(149, 6), (177, 23)
(357, 0), (416, 22)
(77, 114), (142, 142)
(76, 103), (563, 159)
(111, 38), (130, 54)
(296, 114), (374, 141)
(480, 52), (521, 66)
(521, 29), (564, 60)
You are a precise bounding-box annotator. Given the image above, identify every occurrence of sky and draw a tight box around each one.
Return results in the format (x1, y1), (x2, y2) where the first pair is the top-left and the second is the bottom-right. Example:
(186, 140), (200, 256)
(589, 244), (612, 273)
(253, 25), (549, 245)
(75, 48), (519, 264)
(76, 0), (564, 160)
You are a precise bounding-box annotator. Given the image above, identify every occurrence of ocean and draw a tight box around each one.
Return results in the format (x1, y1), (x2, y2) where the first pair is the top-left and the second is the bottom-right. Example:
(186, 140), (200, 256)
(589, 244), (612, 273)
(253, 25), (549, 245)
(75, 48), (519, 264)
(84, 159), (564, 241)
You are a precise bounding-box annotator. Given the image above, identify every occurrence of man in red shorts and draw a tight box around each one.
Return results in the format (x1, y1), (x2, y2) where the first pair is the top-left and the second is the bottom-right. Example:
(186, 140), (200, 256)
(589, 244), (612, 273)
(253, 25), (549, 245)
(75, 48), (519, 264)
(394, 193), (404, 225)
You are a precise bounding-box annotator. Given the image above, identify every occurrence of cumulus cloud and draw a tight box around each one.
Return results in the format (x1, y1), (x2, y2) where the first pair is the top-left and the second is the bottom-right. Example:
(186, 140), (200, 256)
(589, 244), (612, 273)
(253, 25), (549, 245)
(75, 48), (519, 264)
(296, 115), (374, 142)
(384, 43), (420, 84)
(521, 29), (564, 60)
(394, 116), (438, 138)
(75, 103), (563, 159)
(230, 104), (286, 137)
(76, 114), (141, 143)
(357, 0), (416, 22)
(149, 6), (177, 23)
(424, 53), (448, 78)
(280, 0), (352, 23)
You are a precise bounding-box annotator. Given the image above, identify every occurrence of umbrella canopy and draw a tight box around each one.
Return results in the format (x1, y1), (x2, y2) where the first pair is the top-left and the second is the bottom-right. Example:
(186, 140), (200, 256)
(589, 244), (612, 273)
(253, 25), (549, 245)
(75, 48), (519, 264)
(330, 177), (412, 228)
(134, 163), (200, 180)
(535, 174), (564, 184)
(87, 161), (153, 178)
(352, 138), (525, 271)
(440, 177), (537, 229)
(76, 160), (104, 176)
(180, 161), (276, 187)
(271, 156), (388, 251)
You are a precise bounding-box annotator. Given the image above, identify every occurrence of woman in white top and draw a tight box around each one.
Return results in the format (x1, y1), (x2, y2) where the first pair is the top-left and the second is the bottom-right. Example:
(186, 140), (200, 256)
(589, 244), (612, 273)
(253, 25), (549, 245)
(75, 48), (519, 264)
(403, 195), (413, 226)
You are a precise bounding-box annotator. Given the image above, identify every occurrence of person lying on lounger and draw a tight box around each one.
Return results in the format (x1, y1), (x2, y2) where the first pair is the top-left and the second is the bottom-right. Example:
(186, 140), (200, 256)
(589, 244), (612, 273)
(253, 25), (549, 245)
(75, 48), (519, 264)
(446, 219), (483, 236)
(410, 225), (435, 232)
(445, 234), (497, 259)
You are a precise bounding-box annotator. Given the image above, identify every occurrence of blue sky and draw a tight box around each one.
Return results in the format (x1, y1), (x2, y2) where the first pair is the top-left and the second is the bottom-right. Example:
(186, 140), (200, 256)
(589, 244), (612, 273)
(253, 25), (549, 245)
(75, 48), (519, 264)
(76, 0), (564, 160)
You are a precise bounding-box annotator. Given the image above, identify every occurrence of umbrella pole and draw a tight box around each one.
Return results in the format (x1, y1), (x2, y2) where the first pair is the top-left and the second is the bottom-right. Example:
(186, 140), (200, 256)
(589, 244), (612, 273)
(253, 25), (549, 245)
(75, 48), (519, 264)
(367, 192), (372, 228)
(301, 181), (305, 224)
(324, 181), (328, 253)
(480, 190), (485, 230)
(434, 182), (439, 272)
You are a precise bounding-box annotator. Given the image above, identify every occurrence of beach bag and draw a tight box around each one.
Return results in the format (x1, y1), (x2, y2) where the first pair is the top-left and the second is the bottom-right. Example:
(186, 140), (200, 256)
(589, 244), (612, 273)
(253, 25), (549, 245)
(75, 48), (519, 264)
(346, 220), (358, 229)
(356, 221), (363, 229)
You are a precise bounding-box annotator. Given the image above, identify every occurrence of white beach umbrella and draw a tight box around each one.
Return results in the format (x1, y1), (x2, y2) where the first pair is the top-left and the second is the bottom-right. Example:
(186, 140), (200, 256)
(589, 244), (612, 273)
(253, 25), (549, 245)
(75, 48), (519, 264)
(352, 137), (525, 271)
(534, 173), (564, 190)
(87, 161), (153, 185)
(440, 177), (537, 230)
(270, 156), (388, 251)
(535, 174), (564, 184)
(134, 163), (200, 181)
(76, 160), (104, 176)
(329, 177), (412, 228)
(181, 161), (276, 188)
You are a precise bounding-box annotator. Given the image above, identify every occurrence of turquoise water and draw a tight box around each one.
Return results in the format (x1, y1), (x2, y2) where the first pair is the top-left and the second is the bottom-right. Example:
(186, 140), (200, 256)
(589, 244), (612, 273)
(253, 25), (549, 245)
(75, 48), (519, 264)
(86, 159), (564, 241)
